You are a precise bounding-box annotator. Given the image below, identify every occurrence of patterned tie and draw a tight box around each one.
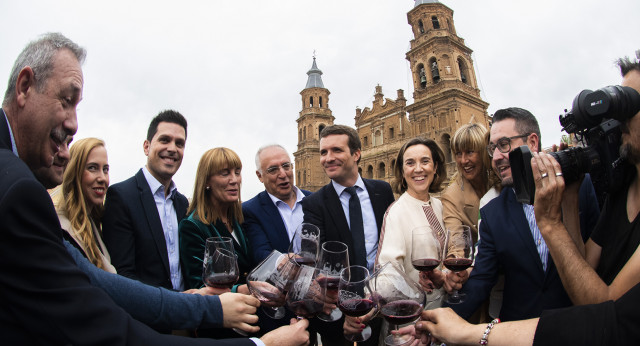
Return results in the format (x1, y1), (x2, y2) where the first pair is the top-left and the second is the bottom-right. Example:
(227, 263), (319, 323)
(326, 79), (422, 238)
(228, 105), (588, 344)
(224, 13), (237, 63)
(423, 204), (446, 249)
(345, 186), (367, 267)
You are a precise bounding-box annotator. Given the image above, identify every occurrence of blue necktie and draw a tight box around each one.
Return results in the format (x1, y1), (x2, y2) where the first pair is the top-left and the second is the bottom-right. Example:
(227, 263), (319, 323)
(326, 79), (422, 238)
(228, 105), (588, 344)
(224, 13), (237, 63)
(345, 186), (367, 267)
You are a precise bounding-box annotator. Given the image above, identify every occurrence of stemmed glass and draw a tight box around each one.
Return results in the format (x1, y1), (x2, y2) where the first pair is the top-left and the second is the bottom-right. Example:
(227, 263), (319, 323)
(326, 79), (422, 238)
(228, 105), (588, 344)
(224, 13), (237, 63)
(246, 250), (290, 319)
(368, 262), (425, 346)
(316, 241), (349, 322)
(411, 226), (443, 302)
(442, 225), (474, 304)
(202, 237), (239, 289)
(338, 265), (375, 342)
(285, 265), (326, 319)
(288, 223), (320, 266)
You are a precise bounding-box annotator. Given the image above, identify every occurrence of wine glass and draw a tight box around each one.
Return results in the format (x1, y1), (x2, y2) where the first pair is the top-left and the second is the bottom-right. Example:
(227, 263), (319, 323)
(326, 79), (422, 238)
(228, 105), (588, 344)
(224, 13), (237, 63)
(316, 241), (349, 322)
(411, 226), (443, 302)
(288, 223), (320, 266)
(338, 265), (375, 342)
(285, 265), (326, 319)
(368, 262), (425, 346)
(202, 237), (239, 289)
(246, 250), (289, 319)
(443, 225), (474, 304)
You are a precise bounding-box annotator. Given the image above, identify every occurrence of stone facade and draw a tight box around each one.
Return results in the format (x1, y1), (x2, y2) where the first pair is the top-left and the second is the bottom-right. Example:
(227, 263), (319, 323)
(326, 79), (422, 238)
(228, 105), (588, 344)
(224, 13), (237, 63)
(295, 0), (490, 192)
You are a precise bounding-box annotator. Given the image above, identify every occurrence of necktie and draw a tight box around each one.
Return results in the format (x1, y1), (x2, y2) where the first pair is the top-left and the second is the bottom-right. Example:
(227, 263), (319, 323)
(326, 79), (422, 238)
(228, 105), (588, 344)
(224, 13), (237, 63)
(423, 204), (446, 248)
(345, 186), (367, 267)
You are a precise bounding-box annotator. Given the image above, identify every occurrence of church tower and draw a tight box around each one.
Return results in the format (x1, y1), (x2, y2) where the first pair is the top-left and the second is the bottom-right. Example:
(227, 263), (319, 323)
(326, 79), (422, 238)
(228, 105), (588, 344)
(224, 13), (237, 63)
(293, 57), (335, 192)
(405, 0), (490, 174)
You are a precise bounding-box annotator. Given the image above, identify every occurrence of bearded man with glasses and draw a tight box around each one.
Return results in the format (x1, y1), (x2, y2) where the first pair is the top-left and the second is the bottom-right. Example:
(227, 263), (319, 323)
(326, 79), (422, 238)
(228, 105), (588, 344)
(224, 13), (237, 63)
(448, 107), (600, 322)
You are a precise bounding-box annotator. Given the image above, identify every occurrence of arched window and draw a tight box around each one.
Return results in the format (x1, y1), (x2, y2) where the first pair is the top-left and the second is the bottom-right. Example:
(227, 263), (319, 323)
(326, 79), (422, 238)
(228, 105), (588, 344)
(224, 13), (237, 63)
(318, 124), (325, 138)
(319, 96), (323, 107)
(378, 162), (386, 179)
(458, 58), (468, 85)
(363, 136), (368, 147)
(366, 165), (374, 179)
(431, 16), (440, 29)
(417, 63), (427, 89)
(309, 96), (313, 107)
(430, 58), (440, 83)
(418, 20), (425, 34)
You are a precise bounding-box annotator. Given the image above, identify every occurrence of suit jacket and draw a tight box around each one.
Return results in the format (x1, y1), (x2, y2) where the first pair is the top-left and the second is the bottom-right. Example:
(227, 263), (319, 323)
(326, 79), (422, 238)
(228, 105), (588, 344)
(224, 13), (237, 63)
(0, 110), (252, 345)
(242, 188), (311, 263)
(301, 178), (395, 272)
(452, 181), (600, 321)
(103, 168), (189, 289)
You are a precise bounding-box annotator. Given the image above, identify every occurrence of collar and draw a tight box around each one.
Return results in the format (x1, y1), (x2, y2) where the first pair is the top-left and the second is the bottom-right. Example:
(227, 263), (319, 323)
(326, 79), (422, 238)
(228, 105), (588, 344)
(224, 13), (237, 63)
(2, 109), (19, 157)
(268, 186), (304, 206)
(142, 165), (176, 198)
(332, 175), (365, 196)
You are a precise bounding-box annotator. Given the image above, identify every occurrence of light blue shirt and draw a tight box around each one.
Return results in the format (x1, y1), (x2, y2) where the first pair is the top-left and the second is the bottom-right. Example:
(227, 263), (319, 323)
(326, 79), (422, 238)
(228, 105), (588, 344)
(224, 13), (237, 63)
(268, 186), (305, 243)
(522, 203), (549, 271)
(332, 176), (378, 271)
(142, 166), (184, 291)
(2, 110), (19, 157)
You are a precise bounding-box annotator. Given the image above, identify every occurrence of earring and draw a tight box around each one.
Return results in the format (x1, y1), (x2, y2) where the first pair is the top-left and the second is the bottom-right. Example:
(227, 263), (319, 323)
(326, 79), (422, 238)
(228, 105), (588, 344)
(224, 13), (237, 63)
(205, 186), (210, 191)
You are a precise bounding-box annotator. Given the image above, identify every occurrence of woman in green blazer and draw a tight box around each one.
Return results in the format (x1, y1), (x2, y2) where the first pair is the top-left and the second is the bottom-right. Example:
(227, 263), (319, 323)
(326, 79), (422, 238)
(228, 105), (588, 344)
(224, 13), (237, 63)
(179, 147), (253, 293)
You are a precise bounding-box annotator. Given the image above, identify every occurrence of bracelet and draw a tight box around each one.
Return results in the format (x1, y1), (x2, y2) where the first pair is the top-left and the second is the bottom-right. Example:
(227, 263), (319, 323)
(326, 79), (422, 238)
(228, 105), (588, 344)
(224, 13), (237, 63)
(479, 318), (500, 345)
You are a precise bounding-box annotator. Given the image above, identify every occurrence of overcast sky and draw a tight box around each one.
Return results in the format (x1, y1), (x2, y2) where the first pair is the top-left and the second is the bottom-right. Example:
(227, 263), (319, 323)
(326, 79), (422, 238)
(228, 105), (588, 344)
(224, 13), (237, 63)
(1, 0), (638, 200)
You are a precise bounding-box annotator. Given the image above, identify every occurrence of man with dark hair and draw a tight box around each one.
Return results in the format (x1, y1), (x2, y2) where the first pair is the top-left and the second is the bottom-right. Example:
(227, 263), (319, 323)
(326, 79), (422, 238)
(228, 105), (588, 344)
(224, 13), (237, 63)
(451, 107), (600, 321)
(531, 54), (640, 307)
(302, 124), (394, 346)
(0, 32), (309, 346)
(103, 110), (189, 291)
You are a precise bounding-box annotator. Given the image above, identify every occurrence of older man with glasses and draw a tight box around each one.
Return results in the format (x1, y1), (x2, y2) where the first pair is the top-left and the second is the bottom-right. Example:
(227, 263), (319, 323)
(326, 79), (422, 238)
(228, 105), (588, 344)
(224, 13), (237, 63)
(447, 107), (600, 323)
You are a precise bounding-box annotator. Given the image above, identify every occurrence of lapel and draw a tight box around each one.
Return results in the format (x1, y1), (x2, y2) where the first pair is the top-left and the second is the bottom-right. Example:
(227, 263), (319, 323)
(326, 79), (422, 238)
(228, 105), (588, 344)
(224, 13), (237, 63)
(258, 191), (290, 249)
(0, 109), (12, 151)
(135, 169), (171, 275)
(324, 184), (352, 247)
(504, 189), (545, 275)
(363, 179), (384, 233)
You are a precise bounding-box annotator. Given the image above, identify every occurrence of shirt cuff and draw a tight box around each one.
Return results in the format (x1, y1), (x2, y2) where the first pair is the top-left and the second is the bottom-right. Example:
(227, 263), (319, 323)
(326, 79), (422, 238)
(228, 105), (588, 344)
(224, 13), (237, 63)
(250, 337), (266, 346)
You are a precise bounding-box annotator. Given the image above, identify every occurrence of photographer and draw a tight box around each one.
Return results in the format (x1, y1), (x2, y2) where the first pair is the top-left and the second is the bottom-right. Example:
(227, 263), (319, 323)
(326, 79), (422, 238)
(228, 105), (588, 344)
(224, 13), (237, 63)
(532, 56), (640, 307)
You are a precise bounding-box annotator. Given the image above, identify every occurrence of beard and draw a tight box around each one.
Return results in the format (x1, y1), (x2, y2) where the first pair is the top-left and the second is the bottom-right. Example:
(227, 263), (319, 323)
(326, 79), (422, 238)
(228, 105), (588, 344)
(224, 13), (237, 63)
(620, 142), (640, 164)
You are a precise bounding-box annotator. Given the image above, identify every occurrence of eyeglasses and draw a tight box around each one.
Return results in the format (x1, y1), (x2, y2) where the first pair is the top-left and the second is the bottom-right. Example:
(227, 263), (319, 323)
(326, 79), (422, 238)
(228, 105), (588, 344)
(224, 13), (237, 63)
(486, 133), (530, 157)
(265, 162), (293, 175)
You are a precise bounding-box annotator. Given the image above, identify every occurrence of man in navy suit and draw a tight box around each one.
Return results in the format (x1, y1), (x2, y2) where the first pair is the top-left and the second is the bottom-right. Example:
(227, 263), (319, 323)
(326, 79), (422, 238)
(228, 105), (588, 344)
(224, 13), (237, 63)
(0, 32), (312, 346)
(243, 144), (311, 264)
(451, 107), (600, 321)
(103, 110), (189, 290)
(302, 125), (394, 346)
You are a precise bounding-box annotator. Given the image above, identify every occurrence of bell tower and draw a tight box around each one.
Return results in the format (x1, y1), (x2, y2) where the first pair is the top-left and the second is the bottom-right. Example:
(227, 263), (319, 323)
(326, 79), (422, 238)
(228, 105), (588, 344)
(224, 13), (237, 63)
(405, 0), (490, 173)
(293, 57), (334, 192)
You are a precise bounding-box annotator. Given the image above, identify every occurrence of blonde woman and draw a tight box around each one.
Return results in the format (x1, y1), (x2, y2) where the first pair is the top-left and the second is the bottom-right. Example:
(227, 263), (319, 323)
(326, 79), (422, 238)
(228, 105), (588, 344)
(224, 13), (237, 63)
(53, 137), (116, 273)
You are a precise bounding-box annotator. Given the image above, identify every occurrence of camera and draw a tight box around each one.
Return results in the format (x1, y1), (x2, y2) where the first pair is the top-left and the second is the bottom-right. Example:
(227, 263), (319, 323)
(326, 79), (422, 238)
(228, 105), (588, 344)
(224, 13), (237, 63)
(510, 85), (640, 205)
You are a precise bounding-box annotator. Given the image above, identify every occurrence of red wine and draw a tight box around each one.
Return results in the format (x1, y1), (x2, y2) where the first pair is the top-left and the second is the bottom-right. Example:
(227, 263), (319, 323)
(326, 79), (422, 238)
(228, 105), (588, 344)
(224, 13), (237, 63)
(205, 274), (239, 288)
(287, 299), (323, 318)
(380, 300), (423, 325)
(412, 258), (440, 272)
(443, 258), (472, 272)
(250, 283), (285, 303)
(338, 298), (375, 317)
(293, 257), (315, 266)
(317, 276), (340, 292)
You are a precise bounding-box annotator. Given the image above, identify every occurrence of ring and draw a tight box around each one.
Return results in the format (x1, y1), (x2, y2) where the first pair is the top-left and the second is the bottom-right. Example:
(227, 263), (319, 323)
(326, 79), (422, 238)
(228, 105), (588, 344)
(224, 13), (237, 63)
(556, 172), (563, 177)
(541, 173), (548, 178)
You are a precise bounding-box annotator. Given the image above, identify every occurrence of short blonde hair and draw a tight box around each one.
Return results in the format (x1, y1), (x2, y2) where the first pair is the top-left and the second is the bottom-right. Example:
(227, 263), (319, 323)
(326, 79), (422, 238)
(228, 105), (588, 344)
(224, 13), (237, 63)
(451, 123), (487, 155)
(188, 147), (244, 225)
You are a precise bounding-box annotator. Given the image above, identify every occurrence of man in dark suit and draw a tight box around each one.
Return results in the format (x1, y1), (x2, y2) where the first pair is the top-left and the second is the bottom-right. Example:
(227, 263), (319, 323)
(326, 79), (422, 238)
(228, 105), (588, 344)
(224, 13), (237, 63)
(302, 125), (395, 346)
(451, 107), (600, 321)
(0, 32), (312, 346)
(103, 110), (189, 290)
(243, 144), (311, 263)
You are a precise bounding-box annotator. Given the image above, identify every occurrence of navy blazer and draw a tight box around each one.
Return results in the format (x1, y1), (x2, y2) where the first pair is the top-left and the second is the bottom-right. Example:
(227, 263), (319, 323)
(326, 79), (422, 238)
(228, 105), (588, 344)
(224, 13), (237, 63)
(453, 180), (600, 321)
(301, 178), (395, 270)
(103, 169), (189, 289)
(0, 110), (251, 345)
(242, 188), (311, 263)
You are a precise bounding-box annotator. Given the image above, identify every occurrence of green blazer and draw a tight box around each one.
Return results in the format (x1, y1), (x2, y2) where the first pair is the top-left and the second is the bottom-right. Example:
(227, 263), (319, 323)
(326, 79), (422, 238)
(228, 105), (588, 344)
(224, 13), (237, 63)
(179, 211), (253, 289)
